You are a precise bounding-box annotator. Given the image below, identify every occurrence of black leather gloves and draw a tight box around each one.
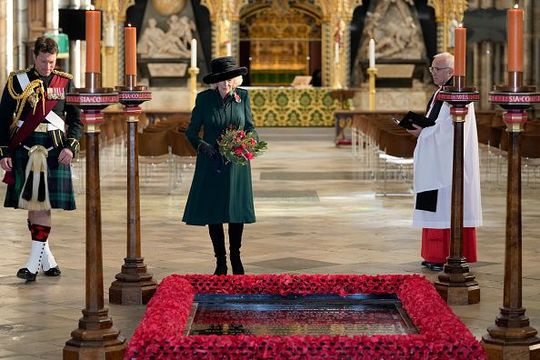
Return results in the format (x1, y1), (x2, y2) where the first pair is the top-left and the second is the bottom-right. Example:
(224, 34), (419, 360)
(198, 141), (217, 158)
(198, 141), (223, 173)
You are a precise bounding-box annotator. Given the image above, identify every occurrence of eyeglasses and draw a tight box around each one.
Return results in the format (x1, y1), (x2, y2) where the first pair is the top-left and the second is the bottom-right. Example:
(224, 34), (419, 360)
(429, 66), (451, 73)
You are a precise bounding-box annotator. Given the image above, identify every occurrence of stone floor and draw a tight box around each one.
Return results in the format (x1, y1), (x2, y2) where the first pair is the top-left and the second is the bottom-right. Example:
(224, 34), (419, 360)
(1, 127), (539, 359)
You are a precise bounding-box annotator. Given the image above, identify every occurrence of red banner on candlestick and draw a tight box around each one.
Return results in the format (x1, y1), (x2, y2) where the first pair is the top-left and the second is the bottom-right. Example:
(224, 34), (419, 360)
(454, 27), (466, 77)
(125, 26), (137, 76)
(85, 10), (101, 73)
(507, 7), (524, 72)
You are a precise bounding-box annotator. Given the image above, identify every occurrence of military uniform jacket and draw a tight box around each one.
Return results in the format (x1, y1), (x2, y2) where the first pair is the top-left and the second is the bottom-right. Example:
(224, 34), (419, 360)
(182, 88), (256, 225)
(0, 68), (82, 159)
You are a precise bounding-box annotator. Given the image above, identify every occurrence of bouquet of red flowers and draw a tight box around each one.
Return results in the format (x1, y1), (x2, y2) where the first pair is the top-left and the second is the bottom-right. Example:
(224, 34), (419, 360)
(218, 126), (267, 165)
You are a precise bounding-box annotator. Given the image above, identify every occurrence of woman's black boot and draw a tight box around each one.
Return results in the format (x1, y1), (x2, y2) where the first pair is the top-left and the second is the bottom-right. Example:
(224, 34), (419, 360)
(229, 223), (245, 275)
(209, 224), (227, 275)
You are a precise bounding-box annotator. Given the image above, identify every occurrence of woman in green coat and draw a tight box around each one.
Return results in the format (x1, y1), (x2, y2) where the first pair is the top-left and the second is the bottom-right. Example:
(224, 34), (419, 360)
(182, 56), (256, 275)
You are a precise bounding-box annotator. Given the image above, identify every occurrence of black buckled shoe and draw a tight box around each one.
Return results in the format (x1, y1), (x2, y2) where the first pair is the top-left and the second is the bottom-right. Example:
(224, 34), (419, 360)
(17, 268), (37, 282)
(44, 266), (61, 277)
(429, 263), (444, 271)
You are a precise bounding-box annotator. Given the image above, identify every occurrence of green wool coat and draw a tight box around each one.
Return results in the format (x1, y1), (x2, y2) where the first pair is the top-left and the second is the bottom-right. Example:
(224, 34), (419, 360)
(182, 88), (256, 226)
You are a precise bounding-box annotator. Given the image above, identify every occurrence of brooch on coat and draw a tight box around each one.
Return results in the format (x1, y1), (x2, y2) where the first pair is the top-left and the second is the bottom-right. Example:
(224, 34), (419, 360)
(233, 91), (241, 103)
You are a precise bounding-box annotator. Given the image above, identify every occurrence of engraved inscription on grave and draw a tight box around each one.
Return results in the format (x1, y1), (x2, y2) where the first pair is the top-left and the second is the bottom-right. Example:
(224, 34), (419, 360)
(186, 294), (418, 336)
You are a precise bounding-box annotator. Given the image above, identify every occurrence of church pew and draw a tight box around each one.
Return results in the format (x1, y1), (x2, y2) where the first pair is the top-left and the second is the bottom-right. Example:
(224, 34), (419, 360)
(351, 111), (416, 158)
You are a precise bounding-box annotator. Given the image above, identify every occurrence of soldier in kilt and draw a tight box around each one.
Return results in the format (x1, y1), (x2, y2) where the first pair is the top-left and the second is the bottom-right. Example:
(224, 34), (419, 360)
(0, 36), (81, 282)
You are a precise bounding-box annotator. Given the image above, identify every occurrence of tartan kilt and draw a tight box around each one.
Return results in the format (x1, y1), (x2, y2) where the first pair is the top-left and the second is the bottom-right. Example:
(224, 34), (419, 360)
(4, 132), (76, 210)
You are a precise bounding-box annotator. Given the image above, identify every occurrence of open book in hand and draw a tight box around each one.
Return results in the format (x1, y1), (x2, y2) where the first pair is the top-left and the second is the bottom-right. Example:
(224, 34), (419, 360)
(394, 111), (436, 130)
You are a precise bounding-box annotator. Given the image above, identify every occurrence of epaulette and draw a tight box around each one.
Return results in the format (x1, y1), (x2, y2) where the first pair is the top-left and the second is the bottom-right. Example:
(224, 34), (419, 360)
(8, 68), (30, 82)
(52, 69), (73, 80)
(12, 68), (32, 75)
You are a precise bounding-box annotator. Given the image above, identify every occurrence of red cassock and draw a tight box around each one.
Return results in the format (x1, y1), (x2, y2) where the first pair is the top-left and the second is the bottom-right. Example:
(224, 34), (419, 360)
(421, 228), (477, 264)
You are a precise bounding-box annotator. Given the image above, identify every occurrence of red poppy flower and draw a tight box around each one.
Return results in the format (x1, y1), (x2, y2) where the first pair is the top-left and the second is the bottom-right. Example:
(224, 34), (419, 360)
(127, 274), (486, 359)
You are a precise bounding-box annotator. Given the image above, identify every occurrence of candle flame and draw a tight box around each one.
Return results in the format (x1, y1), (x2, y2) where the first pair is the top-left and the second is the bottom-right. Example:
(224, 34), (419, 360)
(127, 23), (132, 27)
(513, 1), (519, 9)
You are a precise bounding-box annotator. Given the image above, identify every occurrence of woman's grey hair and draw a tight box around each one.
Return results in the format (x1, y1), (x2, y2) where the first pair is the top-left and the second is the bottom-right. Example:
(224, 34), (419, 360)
(433, 52), (454, 69)
(210, 75), (243, 89)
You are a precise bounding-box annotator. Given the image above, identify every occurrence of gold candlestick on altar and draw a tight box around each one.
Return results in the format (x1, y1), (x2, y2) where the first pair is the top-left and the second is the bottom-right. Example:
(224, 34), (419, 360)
(189, 67), (199, 109)
(367, 67), (377, 111)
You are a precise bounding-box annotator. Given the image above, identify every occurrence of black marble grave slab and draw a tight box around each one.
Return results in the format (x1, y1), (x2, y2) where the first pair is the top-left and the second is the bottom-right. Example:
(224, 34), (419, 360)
(186, 294), (418, 336)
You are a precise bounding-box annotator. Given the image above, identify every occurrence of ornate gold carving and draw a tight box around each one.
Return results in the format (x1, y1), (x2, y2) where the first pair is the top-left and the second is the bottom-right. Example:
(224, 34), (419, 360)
(242, 5), (319, 72)
(202, 0), (247, 57)
(428, 0), (468, 52)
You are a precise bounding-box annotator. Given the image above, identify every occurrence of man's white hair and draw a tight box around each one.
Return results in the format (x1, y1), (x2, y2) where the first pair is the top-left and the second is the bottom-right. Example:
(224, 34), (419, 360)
(433, 52), (454, 69)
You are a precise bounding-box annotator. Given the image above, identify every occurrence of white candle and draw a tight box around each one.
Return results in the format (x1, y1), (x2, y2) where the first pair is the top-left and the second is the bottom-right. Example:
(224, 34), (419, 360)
(191, 38), (197, 68)
(334, 42), (340, 64)
(105, 20), (115, 48)
(369, 38), (375, 68)
(226, 41), (232, 56)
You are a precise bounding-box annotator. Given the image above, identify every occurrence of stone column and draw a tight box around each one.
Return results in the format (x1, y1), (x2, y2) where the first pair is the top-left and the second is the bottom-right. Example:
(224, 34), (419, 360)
(523, 0), (533, 86)
(479, 0), (495, 111)
(533, 1), (540, 89)
(0, 0), (7, 87)
(494, 43), (503, 86)
(343, 21), (351, 88)
(16, 0), (28, 70)
(321, 20), (331, 87)
(479, 42), (492, 110)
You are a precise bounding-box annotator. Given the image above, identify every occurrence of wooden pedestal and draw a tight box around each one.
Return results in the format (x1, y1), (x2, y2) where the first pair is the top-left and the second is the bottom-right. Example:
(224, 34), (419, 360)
(109, 257), (156, 304)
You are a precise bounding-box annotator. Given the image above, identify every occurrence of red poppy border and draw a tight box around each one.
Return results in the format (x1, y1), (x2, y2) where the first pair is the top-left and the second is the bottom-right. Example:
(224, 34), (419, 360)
(126, 274), (486, 359)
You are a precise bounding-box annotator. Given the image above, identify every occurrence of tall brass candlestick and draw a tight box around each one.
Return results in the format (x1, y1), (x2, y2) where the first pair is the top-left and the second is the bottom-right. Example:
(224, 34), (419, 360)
(367, 67), (377, 111)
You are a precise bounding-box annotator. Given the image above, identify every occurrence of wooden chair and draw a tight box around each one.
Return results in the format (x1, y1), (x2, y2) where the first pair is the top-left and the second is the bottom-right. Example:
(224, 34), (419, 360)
(138, 128), (172, 191)
(167, 129), (196, 192)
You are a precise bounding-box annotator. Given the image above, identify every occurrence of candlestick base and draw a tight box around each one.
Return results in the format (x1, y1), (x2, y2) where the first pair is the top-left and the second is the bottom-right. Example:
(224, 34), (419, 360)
(109, 257), (157, 305)
(489, 90), (540, 112)
(117, 83), (148, 92)
(189, 67), (200, 108)
(435, 261), (480, 305)
(437, 89), (479, 123)
(367, 67), (377, 111)
(117, 87), (152, 107)
(496, 71), (536, 93)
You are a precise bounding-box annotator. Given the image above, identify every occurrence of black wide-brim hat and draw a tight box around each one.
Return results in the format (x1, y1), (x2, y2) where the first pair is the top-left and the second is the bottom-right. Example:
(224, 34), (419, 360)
(203, 56), (248, 84)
